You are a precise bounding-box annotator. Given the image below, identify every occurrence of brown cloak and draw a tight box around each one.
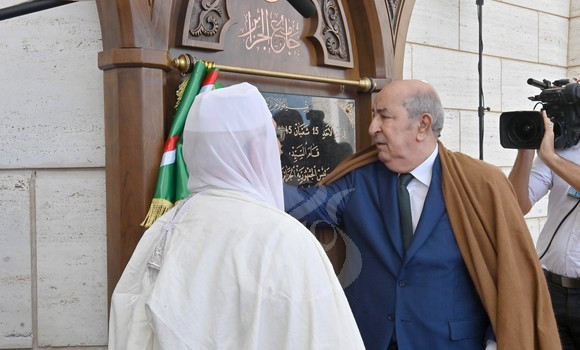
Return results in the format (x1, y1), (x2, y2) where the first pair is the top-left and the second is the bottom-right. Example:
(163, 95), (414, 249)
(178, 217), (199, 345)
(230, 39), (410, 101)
(318, 141), (561, 349)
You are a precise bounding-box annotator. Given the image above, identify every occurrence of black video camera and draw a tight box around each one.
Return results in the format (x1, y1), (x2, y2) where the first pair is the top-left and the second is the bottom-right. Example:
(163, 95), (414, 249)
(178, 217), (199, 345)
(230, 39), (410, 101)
(499, 78), (580, 149)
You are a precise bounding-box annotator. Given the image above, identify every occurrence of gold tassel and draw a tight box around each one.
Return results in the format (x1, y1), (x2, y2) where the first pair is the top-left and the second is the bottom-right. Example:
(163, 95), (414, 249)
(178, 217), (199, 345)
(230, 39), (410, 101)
(175, 75), (191, 109)
(140, 198), (174, 228)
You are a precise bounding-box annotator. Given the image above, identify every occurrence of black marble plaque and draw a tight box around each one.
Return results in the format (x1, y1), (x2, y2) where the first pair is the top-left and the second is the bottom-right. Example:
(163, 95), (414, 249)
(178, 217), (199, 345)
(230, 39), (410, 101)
(262, 92), (356, 187)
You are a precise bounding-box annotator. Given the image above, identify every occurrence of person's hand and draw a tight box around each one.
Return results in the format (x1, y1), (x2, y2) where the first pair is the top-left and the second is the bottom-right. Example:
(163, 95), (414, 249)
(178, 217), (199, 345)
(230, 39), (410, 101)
(537, 110), (557, 165)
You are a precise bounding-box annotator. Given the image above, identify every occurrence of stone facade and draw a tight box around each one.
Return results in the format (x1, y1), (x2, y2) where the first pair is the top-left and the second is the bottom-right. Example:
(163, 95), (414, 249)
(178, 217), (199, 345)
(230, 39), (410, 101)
(0, 0), (577, 348)
(0, 2), (106, 349)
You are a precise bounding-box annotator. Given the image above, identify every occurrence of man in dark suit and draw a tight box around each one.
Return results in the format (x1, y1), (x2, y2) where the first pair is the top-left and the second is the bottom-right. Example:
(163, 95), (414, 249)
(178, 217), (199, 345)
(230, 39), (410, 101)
(284, 79), (560, 349)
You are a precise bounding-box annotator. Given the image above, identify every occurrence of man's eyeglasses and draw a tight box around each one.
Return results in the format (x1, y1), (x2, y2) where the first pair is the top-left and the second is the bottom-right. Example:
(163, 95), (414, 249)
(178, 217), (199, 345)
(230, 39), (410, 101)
(276, 127), (286, 142)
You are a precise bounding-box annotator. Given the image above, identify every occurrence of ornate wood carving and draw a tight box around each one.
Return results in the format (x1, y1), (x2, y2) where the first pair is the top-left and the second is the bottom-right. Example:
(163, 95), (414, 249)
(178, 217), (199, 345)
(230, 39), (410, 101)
(309, 0), (353, 68)
(386, 0), (401, 24)
(148, 0), (155, 18)
(181, 0), (232, 50)
(386, 0), (404, 47)
(386, 0), (416, 79)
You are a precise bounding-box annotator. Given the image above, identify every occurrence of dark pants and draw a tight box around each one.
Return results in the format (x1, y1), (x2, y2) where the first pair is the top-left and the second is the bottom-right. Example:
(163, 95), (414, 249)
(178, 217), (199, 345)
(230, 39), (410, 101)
(545, 272), (580, 350)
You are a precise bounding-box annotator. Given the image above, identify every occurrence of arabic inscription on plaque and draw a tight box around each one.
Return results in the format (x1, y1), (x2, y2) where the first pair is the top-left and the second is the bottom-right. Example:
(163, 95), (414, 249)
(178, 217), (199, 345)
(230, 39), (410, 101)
(262, 92), (356, 187)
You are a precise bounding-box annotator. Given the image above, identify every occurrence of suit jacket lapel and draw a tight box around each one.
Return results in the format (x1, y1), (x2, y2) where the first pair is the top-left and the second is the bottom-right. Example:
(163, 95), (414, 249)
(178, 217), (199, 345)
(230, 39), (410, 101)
(403, 156), (445, 263)
(376, 164), (405, 260)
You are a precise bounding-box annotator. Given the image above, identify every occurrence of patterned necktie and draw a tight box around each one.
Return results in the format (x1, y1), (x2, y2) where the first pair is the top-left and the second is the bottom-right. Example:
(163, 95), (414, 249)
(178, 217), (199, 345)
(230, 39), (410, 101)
(398, 173), (414, 252)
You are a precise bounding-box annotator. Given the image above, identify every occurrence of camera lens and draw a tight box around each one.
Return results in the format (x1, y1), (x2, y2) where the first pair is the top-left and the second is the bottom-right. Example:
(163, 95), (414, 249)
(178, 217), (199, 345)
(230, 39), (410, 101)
(499, 111), (544, 149)
(509, 115), (542, 146)
(512, 120), (539, 143)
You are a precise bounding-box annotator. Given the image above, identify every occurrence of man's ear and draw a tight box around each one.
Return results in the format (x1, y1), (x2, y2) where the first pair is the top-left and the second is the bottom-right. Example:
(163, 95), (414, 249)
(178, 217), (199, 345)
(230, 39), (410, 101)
(417, 113), (434, 141)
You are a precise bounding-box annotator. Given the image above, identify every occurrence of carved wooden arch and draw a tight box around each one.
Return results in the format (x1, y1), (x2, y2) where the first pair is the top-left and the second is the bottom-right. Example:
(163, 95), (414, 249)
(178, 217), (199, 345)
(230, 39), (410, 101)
(309, 0), (354, 68)
(179, 0), (356, 68)
(96, 0), (416, 302)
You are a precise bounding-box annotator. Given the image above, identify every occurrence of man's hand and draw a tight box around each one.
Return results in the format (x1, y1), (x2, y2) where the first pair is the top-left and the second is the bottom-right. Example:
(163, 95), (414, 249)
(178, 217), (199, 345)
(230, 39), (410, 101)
(538, 110), (557, 165)
(536, 110), (580, 191)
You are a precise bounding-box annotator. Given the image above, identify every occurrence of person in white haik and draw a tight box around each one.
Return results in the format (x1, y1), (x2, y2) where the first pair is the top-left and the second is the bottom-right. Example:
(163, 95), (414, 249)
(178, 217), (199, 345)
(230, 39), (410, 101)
(108, 82), (365, 350)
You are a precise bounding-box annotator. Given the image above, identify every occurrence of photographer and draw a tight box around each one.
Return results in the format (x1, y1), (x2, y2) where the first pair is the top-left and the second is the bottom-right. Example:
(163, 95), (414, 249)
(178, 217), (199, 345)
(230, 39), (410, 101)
(509, 110), (580, 350)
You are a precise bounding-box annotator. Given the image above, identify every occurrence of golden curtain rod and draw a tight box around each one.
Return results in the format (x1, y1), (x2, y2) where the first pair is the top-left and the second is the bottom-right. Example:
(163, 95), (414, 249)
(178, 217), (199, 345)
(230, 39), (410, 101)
(172, 54), (387, 93)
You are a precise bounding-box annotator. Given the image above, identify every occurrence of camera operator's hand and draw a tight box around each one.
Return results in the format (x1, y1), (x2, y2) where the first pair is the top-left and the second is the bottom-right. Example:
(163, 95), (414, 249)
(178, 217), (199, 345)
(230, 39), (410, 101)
(537, 110), (580, 192)
(537, 110), (557, 165)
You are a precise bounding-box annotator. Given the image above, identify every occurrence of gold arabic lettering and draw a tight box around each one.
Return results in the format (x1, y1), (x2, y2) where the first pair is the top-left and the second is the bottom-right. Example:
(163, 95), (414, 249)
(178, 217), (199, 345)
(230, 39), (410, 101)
(238, 9), (302, 54)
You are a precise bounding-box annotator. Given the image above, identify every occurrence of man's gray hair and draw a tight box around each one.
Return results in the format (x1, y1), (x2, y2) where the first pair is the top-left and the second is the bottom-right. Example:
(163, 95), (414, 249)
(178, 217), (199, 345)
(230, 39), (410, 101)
(403, 89), (444, 137)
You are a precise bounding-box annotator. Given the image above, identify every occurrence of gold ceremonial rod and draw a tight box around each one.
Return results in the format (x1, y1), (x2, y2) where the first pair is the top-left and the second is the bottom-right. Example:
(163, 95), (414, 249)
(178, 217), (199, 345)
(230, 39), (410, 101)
(172, 54), (386, 92)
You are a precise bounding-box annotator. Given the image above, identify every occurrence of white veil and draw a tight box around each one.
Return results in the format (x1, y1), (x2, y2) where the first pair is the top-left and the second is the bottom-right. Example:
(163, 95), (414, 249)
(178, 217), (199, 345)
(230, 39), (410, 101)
(182, 82), (284, 210)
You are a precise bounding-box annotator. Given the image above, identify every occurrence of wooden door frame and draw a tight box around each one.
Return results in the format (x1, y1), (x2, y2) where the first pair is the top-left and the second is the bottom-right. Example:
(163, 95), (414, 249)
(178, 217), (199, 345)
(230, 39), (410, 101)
(95, 0), (416, 303)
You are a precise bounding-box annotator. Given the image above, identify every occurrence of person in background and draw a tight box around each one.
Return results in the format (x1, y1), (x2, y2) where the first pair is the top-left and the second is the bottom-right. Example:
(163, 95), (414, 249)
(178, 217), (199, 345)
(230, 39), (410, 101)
(284, 79), (561, 349)
(108, 82), (365, 350)
(509, 109), (580, 350)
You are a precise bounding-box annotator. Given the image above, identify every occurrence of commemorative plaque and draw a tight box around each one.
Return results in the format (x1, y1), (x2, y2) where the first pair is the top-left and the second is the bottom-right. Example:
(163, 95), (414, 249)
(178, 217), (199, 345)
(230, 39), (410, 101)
(262, 92), (356, 187)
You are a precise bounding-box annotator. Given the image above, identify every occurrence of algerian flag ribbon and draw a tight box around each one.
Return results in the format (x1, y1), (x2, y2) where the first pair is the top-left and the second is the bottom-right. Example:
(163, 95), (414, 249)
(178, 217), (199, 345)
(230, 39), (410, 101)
(173, 68), (220, 204)
(141, 62), (220, 228)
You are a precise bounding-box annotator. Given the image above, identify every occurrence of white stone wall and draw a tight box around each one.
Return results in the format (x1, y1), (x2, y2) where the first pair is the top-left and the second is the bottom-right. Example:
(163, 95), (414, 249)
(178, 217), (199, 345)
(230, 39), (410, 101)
(0, 0), (577, 348)
(404, 0), (575, 243)
(0, 1), (106, 349)
(571, 0), (580, 76)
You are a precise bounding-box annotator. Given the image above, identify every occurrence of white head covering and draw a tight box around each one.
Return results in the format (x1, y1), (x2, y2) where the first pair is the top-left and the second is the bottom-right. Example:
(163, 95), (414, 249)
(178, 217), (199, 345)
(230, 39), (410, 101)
(182, 82), (284, 210)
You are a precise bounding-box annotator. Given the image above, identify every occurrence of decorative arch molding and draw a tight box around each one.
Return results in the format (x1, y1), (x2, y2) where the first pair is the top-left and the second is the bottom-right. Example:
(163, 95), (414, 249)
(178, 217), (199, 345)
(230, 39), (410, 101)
(386, 0), (416, 77)
(181, 0), (232, 50)
(387, 0), (401, 26)
(309, 0), (354, 68)
(178, 0), (354, 68)
(95, 0), (416, 303)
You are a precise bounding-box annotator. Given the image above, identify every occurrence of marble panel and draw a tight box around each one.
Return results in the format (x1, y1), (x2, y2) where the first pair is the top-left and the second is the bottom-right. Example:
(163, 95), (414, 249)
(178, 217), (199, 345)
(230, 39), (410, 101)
(460, 0), (539, 62)
(572, 0), (580, 17)
(410, 45), (501, 111)
(459, 110), (518, 166)
(403, 44), (413, 79)
(57, 348), (107, 350)
(498, 166), (511, 177)
(0, 2), (104, 168)
(569, 17), (580, 66)
(0, 172), (33, 349)
(539, 14), (568, 66)
(501, 60), (567, 112)
(526, 192), (550, 218)
(525, 218), (541, 245)
(568, 66), (580, 79)
(35, 170), (107, 347)
(500, 0), (569, 17)
(407, 0), (459, 50)
(439, 109), (461, 151)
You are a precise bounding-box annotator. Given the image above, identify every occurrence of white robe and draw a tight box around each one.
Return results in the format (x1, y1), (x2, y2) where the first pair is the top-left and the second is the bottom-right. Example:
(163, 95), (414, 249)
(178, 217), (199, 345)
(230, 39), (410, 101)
(109, 189), (365, 350)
